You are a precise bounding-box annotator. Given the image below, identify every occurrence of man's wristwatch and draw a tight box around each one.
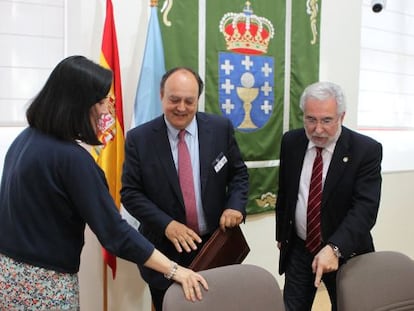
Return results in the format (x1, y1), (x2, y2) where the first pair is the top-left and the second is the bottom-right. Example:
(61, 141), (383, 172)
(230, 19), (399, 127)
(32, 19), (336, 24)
(328, 243), (342, 258)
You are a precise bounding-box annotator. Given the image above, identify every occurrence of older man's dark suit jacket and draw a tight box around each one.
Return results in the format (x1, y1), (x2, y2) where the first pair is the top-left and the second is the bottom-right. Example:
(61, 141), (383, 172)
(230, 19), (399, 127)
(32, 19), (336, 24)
(121, 112), (249, 289)
(276, 126), (382, 274)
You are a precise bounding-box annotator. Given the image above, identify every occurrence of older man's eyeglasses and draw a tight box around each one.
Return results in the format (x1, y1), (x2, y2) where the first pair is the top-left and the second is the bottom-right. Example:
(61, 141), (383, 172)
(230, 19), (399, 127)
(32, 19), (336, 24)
(304, 116), (338, 127)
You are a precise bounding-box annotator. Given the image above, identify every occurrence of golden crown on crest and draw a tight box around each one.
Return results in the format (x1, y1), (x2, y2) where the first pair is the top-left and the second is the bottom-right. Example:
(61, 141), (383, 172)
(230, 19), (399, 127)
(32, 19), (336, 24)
(219, 1), (275, 55)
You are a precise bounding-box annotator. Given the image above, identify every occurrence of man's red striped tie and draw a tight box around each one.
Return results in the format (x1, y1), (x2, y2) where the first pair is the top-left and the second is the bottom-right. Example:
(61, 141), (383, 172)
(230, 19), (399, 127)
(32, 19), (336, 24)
(306, 147), (323, 255)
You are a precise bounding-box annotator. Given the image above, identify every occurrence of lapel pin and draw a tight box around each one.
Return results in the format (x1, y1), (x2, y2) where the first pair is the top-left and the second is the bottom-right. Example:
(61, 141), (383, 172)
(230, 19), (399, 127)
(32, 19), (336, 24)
(343, 157), (349, 163)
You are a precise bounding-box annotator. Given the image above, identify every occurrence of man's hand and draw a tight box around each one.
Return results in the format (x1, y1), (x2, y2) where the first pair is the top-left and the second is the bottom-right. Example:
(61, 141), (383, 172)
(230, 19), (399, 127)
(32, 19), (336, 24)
(312, 245), (339, 288)
(165, 220), (202, 253)
(219, 209), (243, 231)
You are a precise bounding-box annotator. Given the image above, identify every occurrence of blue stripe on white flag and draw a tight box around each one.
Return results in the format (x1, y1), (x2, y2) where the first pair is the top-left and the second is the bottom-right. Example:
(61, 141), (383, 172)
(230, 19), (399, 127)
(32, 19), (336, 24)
(132, 6), (166, 127)
(123, 6), (166, 229)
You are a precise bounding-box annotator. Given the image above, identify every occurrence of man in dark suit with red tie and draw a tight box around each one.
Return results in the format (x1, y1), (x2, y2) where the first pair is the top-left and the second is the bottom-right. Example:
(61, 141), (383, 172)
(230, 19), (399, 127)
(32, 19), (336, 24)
(121, 67), (249, 311)
(275, 81), (382, 311)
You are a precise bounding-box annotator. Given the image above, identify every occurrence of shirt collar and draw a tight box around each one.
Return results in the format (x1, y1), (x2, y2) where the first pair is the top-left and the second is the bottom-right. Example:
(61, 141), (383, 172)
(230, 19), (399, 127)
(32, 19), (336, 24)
(164, 116), (197, 139)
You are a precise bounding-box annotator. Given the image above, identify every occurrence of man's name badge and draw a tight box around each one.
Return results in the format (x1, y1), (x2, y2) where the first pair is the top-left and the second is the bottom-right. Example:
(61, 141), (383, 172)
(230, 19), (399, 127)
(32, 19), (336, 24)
(213, 153), (228, 173)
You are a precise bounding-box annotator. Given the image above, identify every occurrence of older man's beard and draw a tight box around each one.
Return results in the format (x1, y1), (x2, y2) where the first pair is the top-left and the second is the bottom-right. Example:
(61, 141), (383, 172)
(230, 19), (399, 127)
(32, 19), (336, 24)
(306, 124), (342, 147)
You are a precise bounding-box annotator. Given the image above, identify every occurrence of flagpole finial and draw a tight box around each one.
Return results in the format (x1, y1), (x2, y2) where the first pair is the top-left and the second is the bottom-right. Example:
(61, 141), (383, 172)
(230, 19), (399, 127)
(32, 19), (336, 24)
(150, 0), (158, 7)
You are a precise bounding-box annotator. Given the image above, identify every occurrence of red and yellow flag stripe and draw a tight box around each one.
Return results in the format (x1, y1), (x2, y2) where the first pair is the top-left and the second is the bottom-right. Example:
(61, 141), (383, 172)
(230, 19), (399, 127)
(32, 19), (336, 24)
(91, 0), (124, 279)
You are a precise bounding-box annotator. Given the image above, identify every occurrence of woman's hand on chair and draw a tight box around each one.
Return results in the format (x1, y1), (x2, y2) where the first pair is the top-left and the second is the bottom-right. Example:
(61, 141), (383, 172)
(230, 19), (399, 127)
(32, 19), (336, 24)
(173, 266), (209, 302)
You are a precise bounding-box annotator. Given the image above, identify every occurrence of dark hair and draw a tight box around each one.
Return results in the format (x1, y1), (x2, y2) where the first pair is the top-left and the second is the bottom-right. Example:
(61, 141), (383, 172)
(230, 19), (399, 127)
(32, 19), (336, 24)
(26, 55), (113, 145)
(160, 67), (204, 98)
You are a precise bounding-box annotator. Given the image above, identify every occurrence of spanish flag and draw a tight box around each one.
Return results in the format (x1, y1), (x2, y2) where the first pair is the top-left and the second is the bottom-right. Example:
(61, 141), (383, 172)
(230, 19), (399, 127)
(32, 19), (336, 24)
(91, 0), (124, 279)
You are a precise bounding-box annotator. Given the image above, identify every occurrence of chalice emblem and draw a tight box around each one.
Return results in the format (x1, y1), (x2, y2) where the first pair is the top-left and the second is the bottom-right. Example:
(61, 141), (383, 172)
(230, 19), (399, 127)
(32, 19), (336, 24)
(237, 72), (259, 129)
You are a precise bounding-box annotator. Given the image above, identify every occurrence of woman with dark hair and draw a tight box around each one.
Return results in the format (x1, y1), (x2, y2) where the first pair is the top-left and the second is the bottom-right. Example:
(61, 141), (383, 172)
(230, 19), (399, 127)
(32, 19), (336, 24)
(0, 55), (207, 310)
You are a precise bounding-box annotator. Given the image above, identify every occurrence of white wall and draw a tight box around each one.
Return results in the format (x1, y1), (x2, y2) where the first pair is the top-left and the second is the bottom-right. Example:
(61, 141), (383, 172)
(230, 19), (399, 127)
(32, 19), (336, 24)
(1, 1), (413, 310)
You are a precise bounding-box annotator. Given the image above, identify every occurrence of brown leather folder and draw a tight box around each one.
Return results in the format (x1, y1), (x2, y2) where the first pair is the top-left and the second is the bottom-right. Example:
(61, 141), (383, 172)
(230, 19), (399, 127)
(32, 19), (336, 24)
(189, 226), (250, 271)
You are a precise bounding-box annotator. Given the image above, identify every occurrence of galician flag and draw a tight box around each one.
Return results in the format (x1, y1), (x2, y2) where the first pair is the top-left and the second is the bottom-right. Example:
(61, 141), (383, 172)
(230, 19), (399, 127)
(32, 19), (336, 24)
(121, 0), (167, 229)
(132, 1), (166, 128)
(91, 0), (125, 279)
(157, 0), (321, 214)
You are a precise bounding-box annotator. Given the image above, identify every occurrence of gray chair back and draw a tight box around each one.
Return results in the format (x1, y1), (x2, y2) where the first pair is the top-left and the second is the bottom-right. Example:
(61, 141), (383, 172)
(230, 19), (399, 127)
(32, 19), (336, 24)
(163, 264), (285, 311)
(336, 251), (414, 311)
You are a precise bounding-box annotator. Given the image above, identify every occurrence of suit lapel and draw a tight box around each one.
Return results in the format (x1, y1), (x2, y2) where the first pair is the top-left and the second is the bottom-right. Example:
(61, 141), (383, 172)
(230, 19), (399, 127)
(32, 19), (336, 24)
(196, 113), (214, 198)
(289, 131), (309, 192)
(323, 127), (351, 204)
(152, 117), (184, 206)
